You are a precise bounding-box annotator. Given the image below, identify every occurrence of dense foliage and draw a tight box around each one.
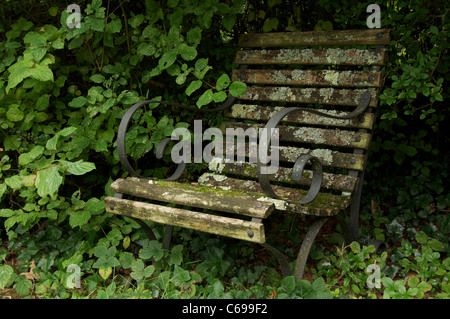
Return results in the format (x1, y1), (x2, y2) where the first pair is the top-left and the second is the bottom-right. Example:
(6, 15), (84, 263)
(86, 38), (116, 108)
(0, 0), (448, 299)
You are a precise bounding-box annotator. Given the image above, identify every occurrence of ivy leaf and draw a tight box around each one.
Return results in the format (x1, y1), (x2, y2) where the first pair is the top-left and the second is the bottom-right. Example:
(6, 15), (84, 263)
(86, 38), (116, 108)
(35, 166), (63, 197)
(63, 160), (96, 175)
(229, 81), (247, 97)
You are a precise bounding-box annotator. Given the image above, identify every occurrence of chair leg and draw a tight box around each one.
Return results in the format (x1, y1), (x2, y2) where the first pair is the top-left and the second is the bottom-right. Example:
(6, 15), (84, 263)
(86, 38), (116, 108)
(162, 225), (174, 250)
(293, 217), (329, 281)
(133, 218), (157, 241)
(261, 243), (293, 278)
(349, 173), (365, 242)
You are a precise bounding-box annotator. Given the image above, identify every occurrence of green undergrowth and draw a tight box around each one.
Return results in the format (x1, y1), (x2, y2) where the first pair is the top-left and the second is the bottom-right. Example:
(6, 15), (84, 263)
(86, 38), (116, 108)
(1, 202), (448, 299)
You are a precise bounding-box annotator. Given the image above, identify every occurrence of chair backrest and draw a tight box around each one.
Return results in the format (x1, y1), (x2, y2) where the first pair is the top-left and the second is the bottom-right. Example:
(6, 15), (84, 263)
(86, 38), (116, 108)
(207, 29), (390, 207)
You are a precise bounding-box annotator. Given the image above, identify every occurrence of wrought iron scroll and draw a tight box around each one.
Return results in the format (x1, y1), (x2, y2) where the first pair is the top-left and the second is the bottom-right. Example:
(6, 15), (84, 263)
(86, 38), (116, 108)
(257, 91), (372, 204)
(117, 96), (235, 181)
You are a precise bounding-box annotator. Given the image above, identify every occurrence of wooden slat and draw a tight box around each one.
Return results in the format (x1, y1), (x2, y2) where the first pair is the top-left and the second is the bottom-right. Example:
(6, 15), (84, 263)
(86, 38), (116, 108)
(110, 177), (274, 218)
(232, 69), (382, 87)
(225, 104), (374, 130)
(240, 87), (378, 107)
(239, 29), (391, 47)
(198, 173), (351, 217)
(221, 122), (371, 150)
(208, 161), (357, 192)
(221, 142), (365, 171)
(105, 196), (265, 243)
(235, 48), (387, 66)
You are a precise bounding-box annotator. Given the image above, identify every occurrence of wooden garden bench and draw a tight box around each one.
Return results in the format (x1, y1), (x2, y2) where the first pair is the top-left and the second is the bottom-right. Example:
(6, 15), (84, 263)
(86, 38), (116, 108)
(105, 29), (390, 281)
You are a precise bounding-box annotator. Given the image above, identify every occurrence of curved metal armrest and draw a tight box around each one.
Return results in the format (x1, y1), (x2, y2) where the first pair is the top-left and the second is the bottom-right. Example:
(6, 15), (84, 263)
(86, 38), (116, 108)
(117, 95), (236, 180)
(257, 91), (372, 204)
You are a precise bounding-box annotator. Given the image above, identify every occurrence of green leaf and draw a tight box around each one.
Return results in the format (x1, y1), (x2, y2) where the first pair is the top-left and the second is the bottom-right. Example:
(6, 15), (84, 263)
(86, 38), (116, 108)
(98, 267), (112, 280)
(5, 175), (22, 190)
(196, 89), (213, 107)
(90, 74), (105, 83)
(35, 166), (63, 197)
(0, 265), (15, 289)
(195, 58), (208, 71)
(185, 80), (202, 96)
(180, 45), (197, 61)
(415, 231), (428, 244)
(216, 74), (231, 91)
(69, 96), (87, 108)
(172, 265), (191, 284)
(428, 239), (444, 251)
(212, 91), (227, 103)
(32, 47), (47, 63)
(14, 276), (32, 296)
(129, 14), (145, 28)
(350, 241), (361, 253)
(29, 64), (54, 82)
(228, 81), (247, 97)
(429, 26), (439, 35)
(49, 7), (58, 16)
(263, 17), (279, 32)
(137, 42), (156, 56)
(63, 160), (96, 175)
(187, 27), (202, 45)
(36, 94), (50, 111)
(69, 210), (91, 228)
(139, 240), (164, 261)
(281, 276), (295, 293)
(18, 145), (44, 166)
(106, 19), (122, 33)
(222, 15), (236, 31)
(6, 105), (24, 122)
(130, 259), (155, 280)
(159, 51), (177, 70)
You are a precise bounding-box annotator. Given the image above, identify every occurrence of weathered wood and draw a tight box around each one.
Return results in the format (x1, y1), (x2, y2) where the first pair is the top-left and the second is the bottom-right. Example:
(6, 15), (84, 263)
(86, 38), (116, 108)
(232, 69), (382, 87)
(239, 29), (391, 47)
(221, 122), (371, 150)
(207, 161), (357, 192)
(240, 87), (378, 107)
(225, 104), (374, 130)
(235, 48), (386, 66)
(198, 173), (351, 216)
(105, 196), (266, 243)
(110, 177), (274, 218)
(221, 142), (365, 171)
